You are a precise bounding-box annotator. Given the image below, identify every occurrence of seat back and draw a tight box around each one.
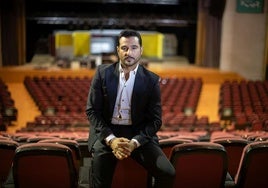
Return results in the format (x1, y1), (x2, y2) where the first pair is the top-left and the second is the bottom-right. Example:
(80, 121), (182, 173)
(0, 140), (19, 185)
(112, 157), (149, 188)
(13, 143), (78, 188)
(75, 136), (91, 158)
(26, 136), (56, 143)
(235, 141), (268, 188)
(159, 138), (193, 158)
(213, 137), (248, 178)
(39, 138), (82, 173)
(170, 142), (228, 188)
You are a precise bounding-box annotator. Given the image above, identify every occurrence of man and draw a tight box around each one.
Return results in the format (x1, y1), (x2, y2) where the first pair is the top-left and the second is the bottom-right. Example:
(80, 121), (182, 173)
(86, 29), (175, 188)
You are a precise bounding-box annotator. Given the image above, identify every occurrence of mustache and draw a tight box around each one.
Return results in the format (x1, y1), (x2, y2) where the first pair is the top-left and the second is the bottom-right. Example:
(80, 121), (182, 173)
(124, 56), (134, 60)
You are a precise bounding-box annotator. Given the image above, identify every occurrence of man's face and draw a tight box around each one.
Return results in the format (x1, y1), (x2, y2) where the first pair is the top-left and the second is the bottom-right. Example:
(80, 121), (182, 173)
(117, 36), (143, 68)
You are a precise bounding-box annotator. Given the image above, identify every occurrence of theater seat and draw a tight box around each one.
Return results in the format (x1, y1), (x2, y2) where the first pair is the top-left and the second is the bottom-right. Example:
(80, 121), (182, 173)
(234, 141), (268, 188)
(170, 142), (228, 188)
(13, 143), (78, 188)
(0, 140), (19, 186)
(212, 137), (249, 179)
(26, 135), (56, 143)
(112, 157), (149, 188)
(159, 138), (192, 158)
(39, 138), (82, 174)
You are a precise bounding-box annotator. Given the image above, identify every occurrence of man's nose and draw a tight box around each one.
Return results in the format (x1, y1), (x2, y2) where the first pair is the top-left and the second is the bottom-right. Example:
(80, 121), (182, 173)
(126, 49), (131, 54)
(125, 49), (131, 55)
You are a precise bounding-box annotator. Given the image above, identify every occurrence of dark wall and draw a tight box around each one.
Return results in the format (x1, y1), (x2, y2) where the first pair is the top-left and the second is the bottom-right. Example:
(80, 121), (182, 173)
(1, 0), (19, 66)
(25, 0), (197, 63)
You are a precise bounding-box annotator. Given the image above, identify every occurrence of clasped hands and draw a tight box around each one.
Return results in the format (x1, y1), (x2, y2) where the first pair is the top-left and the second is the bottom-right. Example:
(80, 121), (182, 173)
(109, 137), (137, 160)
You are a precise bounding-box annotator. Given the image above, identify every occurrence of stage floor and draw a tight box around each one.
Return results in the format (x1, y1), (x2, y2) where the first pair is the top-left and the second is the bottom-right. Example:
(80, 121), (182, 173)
(0, 55), (243, 83)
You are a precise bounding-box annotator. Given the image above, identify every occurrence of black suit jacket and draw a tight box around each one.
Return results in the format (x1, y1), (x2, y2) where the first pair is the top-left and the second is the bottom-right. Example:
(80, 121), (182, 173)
(86, 62), (162, 152)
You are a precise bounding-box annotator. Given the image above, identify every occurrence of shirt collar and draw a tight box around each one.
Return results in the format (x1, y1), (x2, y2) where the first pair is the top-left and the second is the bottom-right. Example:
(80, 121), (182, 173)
(119, 62), (139, 75)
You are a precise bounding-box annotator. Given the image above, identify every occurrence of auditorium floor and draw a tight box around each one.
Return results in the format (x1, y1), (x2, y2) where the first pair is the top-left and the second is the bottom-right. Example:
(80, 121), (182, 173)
(1, 55), (244, 133)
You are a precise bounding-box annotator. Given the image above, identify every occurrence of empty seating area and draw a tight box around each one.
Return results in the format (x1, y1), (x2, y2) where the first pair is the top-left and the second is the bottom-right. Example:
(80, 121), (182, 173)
(24, 114), (89, 132)
(0, 79), (18, 131)
(21, 76), (210, 132)
(24, 76), (91, 115)
(4, 76), (268, 134)
(219, 80), (268, 131)
(160, 77), (213, 131)
(2, 75), (268, 187)
(160, 77), (202, 115)
(22, 76), (91, 132)
(2, 129), (268, 187)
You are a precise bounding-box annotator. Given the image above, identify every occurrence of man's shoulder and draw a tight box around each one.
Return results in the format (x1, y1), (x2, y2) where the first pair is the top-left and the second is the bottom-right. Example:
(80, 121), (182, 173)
(139, 65), (159, 80)
(95, 63), (117, 76)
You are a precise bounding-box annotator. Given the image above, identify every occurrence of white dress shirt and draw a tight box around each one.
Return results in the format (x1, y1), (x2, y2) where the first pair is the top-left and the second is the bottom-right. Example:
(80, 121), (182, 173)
(106, 63), (140, 147)
(111, 63), (138, 125)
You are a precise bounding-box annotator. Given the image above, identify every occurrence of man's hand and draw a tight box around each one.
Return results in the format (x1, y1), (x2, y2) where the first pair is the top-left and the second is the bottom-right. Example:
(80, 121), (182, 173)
(110, 138), (138, 160)
(128, 140), (137, 152)
(110, 137), (130, 160)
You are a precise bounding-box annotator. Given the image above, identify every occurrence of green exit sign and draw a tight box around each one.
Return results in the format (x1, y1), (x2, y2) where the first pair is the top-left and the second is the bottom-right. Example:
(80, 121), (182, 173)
(237, 0), (264, 13)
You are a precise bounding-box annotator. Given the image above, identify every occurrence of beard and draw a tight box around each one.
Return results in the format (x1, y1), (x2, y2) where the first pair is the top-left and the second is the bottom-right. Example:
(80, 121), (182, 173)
(121, 56), (141, 67)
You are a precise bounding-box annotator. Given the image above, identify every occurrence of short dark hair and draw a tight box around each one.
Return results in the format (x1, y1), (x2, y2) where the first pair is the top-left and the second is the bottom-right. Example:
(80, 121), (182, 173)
(117, 29), (142, 47)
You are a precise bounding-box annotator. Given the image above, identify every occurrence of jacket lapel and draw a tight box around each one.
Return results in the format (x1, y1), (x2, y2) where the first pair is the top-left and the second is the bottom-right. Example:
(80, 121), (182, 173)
(106, 63), (119, 114)
(131, 66), (145, 122)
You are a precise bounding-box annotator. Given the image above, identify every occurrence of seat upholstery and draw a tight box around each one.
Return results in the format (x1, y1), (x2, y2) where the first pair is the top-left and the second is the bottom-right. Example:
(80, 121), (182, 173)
(234, 141), (268, 188)
(39, 138), (82, 174)
(111, 157), (149, 188)
(13, 142), (78, 188)
(159, 138), (193, 158)
(213, 137), (249, 178)
(0, 140), (19, 186)
(170, 142), (228, 188)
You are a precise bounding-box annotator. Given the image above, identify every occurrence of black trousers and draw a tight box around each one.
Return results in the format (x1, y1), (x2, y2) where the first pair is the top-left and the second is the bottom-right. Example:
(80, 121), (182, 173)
(90, 126), (175, 188)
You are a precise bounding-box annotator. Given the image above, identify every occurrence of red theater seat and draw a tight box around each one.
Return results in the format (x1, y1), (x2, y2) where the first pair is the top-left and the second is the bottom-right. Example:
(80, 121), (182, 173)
(13, 143), (78, 188)
(39, 138), (82, 174)
(159, 138), (192, 158)
(212, 137), (249, 179)
(0, 140), (19, 186)
(170, 142), (228, 188)
(112, 157), (149, 188)
(234, 141), (268, 188)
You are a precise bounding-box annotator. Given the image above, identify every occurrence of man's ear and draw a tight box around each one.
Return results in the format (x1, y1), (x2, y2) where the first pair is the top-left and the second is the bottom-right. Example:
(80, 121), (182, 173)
(117, 46), (119, 54)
